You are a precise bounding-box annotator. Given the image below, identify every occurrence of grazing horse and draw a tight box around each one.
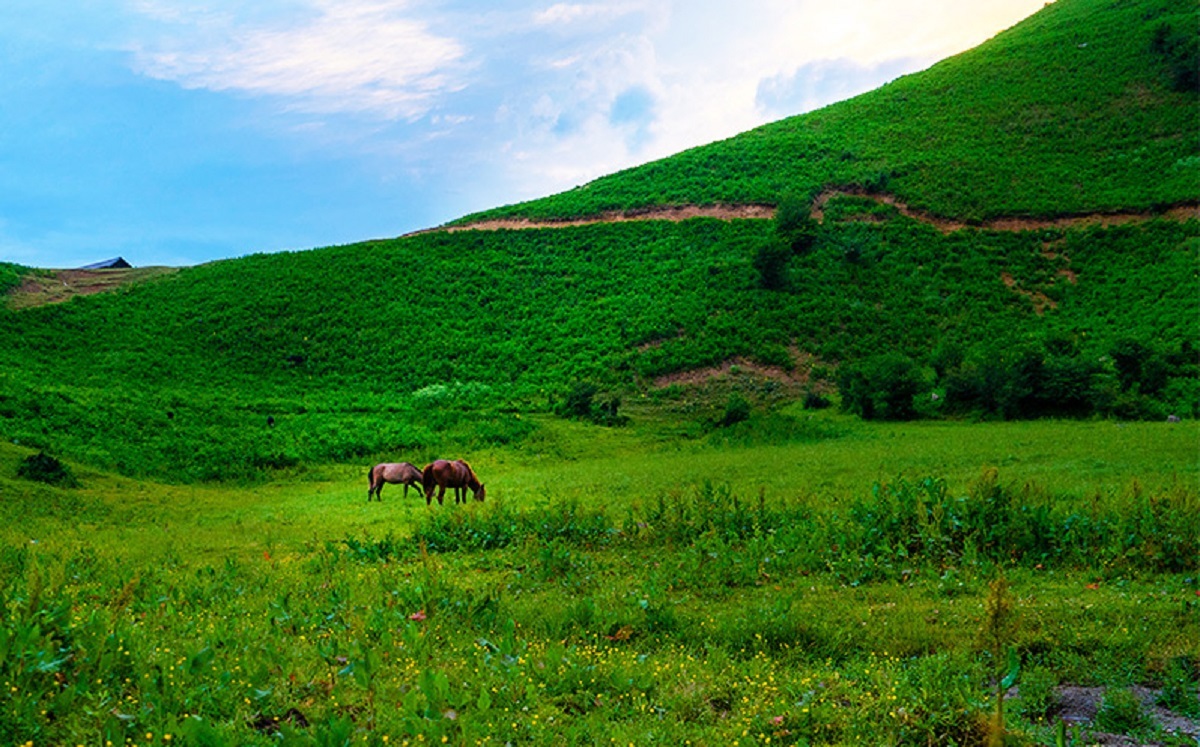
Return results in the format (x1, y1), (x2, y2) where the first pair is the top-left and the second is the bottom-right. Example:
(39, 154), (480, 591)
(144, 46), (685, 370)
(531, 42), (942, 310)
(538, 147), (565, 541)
(421, 459), (485, 506)
(367, 462), (424, 501)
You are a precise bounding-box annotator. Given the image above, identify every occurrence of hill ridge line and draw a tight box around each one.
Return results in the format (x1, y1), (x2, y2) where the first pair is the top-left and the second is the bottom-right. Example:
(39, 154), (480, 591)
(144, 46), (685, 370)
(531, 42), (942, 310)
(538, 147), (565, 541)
(426, 194), (1199, 235)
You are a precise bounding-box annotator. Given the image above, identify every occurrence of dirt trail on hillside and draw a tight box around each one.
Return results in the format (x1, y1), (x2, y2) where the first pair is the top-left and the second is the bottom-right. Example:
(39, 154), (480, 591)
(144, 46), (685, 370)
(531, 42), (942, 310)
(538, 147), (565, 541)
(811, 189), (1200, 233)
(435, 192), (1199, 235)
(425, 204), (775, 234)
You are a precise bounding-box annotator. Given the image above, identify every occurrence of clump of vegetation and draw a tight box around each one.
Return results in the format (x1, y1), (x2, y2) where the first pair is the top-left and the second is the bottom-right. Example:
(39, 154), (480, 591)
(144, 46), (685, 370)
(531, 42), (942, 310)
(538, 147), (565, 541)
(16, 452), (78, 487)
(556, 381), (627, 427)
(755, 193), (822, 289)
(1095, 687), (1155, 737)
(718, 392), (752, 427)
(837, 352), (928, 421)
(0, 262), (29, 297)
(1150, 15), (1200, 92)
(1156, 657), (1200, 718)
(1011, 666), (1062, 723)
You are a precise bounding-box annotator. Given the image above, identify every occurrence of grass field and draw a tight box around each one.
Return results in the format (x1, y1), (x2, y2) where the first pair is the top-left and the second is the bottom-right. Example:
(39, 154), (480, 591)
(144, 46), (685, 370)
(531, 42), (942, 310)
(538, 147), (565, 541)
(2, 415), (1196, 745)
(0, 0), (1196, 742)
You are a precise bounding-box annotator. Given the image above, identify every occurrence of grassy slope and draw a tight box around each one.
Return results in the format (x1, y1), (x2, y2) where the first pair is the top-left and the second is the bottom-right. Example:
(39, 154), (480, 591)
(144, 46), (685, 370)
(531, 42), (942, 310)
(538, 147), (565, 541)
(461, 0), (1198, 223)
(0, 0), (1196, 482)
(2, 216), (1194, 479)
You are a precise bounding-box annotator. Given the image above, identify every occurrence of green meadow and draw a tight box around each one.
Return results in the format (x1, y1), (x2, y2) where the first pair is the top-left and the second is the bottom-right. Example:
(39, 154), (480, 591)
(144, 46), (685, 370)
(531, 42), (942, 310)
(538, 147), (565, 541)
(1, 0), (1198, 743)
(2, 413), (1197, 745)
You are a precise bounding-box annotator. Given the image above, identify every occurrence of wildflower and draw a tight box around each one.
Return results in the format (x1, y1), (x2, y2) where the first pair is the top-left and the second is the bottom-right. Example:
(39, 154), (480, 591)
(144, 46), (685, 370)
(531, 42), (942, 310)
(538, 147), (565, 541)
(410, 610), (427, 621)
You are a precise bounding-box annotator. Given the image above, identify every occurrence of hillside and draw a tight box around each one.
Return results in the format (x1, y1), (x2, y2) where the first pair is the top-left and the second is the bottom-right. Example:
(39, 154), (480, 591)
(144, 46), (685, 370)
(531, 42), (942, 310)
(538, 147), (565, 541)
(0, 0), (1197, 482)
(459, 0), (1197, 223)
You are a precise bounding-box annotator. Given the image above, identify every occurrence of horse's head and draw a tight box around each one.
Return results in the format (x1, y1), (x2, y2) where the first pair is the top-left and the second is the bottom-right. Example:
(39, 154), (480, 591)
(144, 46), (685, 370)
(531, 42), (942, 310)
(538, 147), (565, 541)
(474, 484), (486, 502)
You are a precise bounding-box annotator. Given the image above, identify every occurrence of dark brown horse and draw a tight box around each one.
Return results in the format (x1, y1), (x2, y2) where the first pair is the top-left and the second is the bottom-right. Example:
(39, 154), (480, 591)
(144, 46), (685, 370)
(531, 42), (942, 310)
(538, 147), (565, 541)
(421, 459), (485, 506)
(367, 462), (423, 501)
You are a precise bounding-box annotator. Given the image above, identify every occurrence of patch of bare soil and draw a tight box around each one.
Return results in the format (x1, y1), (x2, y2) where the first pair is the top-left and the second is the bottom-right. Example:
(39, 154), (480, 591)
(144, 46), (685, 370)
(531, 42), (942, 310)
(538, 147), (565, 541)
(7, 267), (178, 310)
(438, 194), (1197, 236)
(811, 188), (1200, 234)
(1051, 685), (1200, 746)
(650, 346), (828, 391)
(1000, 271), (1057, 315)
(430, 204), (776, 234)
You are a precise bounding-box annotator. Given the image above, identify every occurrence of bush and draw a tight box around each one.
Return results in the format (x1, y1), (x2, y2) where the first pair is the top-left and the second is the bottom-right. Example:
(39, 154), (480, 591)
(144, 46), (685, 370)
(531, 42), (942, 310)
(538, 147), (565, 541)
(556, 381), (627, 426)
(1151, 19), (1200, 93)
(802, 389), (831, 410)
(719, 392), (752, 427)
(557, 382), (599, 419)
(752, 239), (792, 291)
(774, 194), (820, 254)
(838, 353), (927, 421)
(16, 452), (79, 487)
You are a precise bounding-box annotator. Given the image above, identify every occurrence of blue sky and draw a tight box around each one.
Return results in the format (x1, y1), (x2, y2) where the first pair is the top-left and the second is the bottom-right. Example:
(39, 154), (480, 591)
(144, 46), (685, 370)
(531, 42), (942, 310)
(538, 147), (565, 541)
(1, 0), (1045, 268)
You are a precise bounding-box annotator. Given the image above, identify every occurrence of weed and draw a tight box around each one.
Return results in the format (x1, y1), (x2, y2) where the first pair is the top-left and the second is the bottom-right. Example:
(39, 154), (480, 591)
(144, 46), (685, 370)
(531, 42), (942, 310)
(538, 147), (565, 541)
(1095, 687), (1154, 737)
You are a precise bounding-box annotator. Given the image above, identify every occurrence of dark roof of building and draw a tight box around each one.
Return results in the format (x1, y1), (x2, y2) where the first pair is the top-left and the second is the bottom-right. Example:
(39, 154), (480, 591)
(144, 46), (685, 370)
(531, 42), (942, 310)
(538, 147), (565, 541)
(79, 257), (132, 269)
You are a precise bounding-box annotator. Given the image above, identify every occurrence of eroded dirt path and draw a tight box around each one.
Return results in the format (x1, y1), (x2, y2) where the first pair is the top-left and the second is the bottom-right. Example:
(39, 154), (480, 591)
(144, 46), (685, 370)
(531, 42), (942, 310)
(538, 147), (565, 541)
(811, 189), (1200, 234)
(425, 204), (775, 235)
(437, 192), (1199, 235)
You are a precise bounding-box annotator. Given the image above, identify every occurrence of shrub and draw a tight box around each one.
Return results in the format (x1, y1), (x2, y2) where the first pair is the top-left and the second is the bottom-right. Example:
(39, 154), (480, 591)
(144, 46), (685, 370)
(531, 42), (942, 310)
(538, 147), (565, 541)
(719, 392), (752, 427)
(556, 381), (627, 426)
(802, 389), (831, 410)
(752, 239), (792, 290)
(16, 452), (79, 487)
(1151, 19), (1200, 93)
(557, 381), (598, 419)
(838, 353), (927, 421)
(774, 194), (820, 254)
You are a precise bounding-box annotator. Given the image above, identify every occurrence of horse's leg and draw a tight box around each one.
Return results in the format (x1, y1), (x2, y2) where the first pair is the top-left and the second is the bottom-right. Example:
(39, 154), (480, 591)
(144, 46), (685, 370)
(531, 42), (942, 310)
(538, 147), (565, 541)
(437, 485), (446, 506)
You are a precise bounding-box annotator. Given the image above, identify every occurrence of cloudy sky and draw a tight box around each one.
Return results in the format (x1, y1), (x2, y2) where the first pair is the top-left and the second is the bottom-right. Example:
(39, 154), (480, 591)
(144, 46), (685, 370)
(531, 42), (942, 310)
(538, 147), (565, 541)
(1, 0), (1045, 268)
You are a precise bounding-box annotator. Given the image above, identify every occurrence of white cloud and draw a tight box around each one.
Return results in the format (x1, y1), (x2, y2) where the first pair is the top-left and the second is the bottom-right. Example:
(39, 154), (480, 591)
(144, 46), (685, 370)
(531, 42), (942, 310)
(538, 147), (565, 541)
(532, 2), (644, 28)
(127, 0), (466, 120)
(485, 0), (1049, 203)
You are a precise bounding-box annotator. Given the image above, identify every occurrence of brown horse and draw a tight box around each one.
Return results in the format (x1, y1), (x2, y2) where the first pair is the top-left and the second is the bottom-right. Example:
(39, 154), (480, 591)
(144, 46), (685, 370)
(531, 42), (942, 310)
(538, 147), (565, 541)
(421, 459), (485, 506)
(367, 462), (424, 501)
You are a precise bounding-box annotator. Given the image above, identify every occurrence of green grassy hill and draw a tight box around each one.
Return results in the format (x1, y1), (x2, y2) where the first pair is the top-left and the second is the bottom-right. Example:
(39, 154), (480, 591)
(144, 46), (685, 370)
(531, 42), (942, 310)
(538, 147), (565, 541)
(1, 0), (1196, 482)
(461, 0), (1198, 223)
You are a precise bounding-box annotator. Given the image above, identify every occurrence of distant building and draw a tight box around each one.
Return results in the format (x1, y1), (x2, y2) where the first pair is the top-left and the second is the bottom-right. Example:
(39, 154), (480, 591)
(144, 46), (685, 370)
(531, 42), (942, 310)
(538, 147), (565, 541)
(79, 257), (132, 269)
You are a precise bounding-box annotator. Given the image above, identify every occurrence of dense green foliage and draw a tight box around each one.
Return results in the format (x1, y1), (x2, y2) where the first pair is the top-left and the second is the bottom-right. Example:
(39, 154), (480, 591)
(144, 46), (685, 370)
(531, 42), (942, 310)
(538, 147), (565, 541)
(1149, 7), (1200, 93)
(0, 262), (28, 297)
(0, 0), (1197, 741)
(1, 212), (1195, 480)
(460, 0), (1198, 224)
(15, 451), (78, 488)
(0, 0), (1196, 486)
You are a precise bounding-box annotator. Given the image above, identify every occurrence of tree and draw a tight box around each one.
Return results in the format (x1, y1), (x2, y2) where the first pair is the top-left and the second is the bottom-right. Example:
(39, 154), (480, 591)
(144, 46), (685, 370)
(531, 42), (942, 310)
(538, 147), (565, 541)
(837, 353), (927, 421)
